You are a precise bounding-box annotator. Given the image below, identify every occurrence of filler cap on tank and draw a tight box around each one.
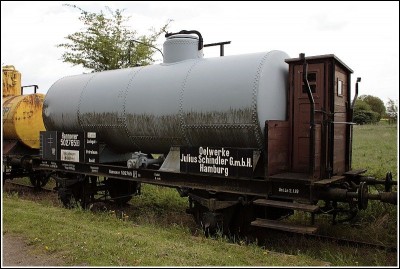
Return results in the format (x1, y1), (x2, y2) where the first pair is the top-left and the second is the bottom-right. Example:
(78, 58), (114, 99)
(163, 30), (204, 63)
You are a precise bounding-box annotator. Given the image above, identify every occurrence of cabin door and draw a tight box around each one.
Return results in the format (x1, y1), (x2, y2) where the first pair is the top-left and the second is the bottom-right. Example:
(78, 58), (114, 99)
(292, 63), (324, 175)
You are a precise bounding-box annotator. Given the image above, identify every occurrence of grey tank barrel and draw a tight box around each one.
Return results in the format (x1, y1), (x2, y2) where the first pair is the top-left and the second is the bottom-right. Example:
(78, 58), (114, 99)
(43, 34), (289, 153)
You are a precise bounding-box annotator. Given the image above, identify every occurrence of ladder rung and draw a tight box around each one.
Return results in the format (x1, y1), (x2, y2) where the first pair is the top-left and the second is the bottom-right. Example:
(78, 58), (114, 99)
(251, 218), (318, 234)
(253, 199), (319, 212)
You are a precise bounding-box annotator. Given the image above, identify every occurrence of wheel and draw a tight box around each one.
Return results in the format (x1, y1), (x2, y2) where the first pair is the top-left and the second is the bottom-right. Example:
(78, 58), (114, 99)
(106, 178), (139, 205)
(29, 171), (50, 188)
(189, 199), (242, 237)
(189, 200), (223, 237)
(57, 175), (93, 209)
(58, 187), (76, 208)
(229, 203), (254, 236)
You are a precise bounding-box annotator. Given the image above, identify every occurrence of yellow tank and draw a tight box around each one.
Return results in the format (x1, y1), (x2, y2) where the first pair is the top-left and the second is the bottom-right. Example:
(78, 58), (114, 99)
(2, 65), (22, 96)
(3, 92), (46, 149)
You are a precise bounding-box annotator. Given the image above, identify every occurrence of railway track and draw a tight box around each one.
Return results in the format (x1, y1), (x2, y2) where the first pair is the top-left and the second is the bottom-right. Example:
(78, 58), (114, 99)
(5, 181), (56, 193)
(305, 233), (397, 253)
(250, 224), (397, 254)
(4, 180), (397, 253)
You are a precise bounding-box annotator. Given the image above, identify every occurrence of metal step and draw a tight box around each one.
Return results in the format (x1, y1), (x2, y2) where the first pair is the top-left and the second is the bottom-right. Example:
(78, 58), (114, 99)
(253, 199), (319, 212)
(251, 218), (318, 234)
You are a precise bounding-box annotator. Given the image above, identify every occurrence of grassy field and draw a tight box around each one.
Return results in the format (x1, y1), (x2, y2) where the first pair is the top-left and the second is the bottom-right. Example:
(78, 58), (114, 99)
(3, 193), (331, 266)
(2, 122), (398, 266)
(352, 122), (398, 180)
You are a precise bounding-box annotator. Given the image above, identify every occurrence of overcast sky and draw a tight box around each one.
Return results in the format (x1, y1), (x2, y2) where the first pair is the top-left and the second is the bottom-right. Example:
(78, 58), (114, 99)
(1, 1), (399, 104)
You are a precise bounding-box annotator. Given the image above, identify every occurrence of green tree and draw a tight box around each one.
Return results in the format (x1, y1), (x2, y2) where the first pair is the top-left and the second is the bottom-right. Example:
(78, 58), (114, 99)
(386, 98), (398, 124)
(353, 98), (380, 124)
(57, 4), (171, 72)
(358, 95), (386, 121)
(354, 99), (371, 111)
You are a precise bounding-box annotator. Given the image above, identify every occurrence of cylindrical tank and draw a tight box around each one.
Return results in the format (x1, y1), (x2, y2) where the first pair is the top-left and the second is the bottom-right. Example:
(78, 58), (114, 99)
(3, 94), (46, 149)
(43, 35), (289, 153)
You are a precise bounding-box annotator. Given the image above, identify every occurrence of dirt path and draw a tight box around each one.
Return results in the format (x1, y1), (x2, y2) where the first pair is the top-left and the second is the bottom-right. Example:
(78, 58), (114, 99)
(2, 234), (64, 267)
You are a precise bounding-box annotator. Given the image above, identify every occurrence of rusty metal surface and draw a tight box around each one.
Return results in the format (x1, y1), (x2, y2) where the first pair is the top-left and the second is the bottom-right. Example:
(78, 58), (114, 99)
(43, 50), (289, 153)
(3, 94), (45, 149)
(2, 65), (22, 97)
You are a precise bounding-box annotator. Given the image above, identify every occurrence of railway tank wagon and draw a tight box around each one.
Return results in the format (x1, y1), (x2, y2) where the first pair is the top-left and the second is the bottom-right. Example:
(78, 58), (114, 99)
(2, 65), (48, 187)
(34, 30), (397, 235)
(43, 35), (288, 153)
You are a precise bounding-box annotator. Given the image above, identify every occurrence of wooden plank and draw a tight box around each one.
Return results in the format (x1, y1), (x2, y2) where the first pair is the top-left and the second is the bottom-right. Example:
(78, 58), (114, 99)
(344, 169), (367, 176)
(253, 199), (319, 212)
(269, 172), (310, 181)
(313, 175), (345, 186)
(267, 120), (290, 175)
(251, 218), (318, 234)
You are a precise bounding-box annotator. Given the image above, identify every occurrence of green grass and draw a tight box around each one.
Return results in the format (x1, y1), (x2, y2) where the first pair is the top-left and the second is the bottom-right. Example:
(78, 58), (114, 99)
(3, 193), (328, 266)
(352, 122), (398, 180)
(349, 122), (397, 248)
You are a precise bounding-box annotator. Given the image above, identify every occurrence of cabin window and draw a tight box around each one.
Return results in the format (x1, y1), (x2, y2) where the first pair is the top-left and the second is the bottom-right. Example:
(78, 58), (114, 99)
(307, 73), (316, 82)
(337, 79), (343, 96)
(302, 72), (317, 93)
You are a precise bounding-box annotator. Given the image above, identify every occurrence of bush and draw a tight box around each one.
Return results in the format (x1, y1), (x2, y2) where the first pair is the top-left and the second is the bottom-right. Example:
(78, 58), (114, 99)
(353, 110), (380, 124)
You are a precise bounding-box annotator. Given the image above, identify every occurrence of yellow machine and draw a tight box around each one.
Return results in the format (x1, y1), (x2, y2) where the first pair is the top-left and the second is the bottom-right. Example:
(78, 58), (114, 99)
(2, 65), (45, 149)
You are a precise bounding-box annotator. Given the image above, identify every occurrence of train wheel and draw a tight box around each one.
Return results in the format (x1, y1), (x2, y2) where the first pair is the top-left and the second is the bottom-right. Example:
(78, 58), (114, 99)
(228, 203), (254, 236)
(189, 200), (239, 237)
(189, 200), (220, 236)
(106, 178), (139, 205)
(57, 176), (93, 209)
(58, 187), (78, 209)
(29, 171), (50, 188)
